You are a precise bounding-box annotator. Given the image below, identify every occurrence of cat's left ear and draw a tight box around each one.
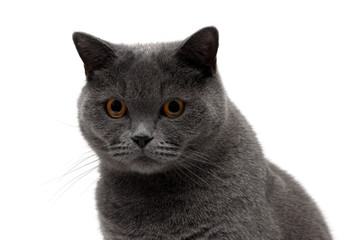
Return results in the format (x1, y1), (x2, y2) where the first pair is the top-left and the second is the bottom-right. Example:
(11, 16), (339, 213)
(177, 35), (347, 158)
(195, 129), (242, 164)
(72, 32), (116, 76)
(176, 26), (219, 76)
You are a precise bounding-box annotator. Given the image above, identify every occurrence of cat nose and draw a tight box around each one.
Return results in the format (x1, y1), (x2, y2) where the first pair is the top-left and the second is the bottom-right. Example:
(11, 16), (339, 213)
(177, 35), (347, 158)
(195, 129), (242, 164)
(131, 135), (153, 148)
(131, 122), (154, 148)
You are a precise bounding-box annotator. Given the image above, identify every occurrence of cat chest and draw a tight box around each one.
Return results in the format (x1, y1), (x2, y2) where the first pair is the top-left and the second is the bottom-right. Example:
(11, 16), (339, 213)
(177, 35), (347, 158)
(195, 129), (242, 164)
(97, 190), (233, 239)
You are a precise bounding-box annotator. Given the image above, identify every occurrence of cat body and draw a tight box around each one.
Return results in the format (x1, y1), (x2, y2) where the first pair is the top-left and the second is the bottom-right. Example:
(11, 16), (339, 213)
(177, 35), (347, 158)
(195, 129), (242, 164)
(73, 27), (332, 239)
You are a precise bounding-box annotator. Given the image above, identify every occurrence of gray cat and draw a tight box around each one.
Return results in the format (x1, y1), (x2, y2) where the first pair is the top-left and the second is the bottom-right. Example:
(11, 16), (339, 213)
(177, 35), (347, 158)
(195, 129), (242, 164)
(73, 27), (332, 240)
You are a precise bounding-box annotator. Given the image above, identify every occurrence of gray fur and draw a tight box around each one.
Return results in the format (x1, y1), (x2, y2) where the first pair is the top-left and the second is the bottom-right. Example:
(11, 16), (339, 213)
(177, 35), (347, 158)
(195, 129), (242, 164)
(73, 27), (332, 239)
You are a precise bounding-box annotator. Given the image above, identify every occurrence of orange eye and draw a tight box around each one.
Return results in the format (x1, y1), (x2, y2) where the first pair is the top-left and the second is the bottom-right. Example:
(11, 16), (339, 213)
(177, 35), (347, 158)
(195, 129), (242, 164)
(163, 100), (184, 118)
(106, 99), (127, 118)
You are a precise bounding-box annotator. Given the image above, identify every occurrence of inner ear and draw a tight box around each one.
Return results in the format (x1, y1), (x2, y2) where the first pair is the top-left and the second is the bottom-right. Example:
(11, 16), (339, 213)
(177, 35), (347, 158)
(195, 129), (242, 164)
(176, 26), (219, 76)
(73, 32), (116, 76)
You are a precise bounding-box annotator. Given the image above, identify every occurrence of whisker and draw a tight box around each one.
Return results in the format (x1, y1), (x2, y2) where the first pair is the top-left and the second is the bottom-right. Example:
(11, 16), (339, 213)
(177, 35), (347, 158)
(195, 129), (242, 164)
(64, 151), (97, 173)
(77, 177), (99, 200)
(61, 149), (94, 169)
(182, 149), (224, 169)
(180, 163), (214, 189)
(113, 152), (130, 157)
(178, 162), (225, 197)
(108, 141), (128, 150)
(182, 158), (229, 185)
(157, 146), (179, 151)
(174, 164), (203, 188)
(164, 140), (180, 147)
(169, 166), (184, 182)
(41, 153), (98, 187)
(185, 148), (217, 161)
(49, 164), (99, 205)
(61, 159), (99, 177)
(110, 146), (130, 151)
(153, 151), (177, 157)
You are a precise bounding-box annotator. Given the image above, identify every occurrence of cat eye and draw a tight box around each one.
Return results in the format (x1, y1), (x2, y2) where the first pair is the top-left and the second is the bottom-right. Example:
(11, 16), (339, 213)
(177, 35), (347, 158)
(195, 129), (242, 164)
(106, 99), (127, 118)
(163, 100), (184, 118)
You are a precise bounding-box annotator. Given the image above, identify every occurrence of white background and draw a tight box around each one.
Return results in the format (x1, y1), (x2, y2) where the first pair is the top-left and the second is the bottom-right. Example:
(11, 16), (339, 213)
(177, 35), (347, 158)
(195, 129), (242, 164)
(0, 1), (359, 239)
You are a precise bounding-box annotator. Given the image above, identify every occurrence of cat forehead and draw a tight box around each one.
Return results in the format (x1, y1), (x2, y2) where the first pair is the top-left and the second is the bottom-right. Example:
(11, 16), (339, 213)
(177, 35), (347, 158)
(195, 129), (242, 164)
(115, 43), (176, 79)
(106, 46), (173, 99)
(121, 50), (166, 84)
(91, 41), (193, 100)
(131, 43), (163, 54)
(116, 42), (178, 57)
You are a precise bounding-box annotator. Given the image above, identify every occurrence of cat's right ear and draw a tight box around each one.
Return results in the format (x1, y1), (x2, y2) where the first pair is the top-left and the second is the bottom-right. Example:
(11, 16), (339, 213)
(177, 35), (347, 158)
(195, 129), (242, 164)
(72, 32), (116, 76)
(176, 26), (219, 77)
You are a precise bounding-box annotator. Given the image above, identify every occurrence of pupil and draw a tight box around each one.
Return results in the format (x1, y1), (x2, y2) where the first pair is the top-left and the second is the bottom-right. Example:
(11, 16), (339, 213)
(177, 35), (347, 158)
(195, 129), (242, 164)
(168, 101), (180, 113)
(111, 100), (122, 112)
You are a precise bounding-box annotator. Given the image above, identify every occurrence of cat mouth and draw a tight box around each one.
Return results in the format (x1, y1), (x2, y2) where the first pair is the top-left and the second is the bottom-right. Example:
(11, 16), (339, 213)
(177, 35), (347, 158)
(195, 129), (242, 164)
(107, 143), (179, 174)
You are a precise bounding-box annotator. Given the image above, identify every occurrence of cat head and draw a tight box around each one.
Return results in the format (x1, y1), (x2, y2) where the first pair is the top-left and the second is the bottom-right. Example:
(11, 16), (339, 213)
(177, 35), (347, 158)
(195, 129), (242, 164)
(73, 27), (227, 174)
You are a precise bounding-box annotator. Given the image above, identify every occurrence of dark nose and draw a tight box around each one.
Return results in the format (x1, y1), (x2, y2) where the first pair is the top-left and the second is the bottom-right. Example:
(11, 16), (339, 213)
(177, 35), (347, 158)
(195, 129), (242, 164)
(131, 135), (153, 148)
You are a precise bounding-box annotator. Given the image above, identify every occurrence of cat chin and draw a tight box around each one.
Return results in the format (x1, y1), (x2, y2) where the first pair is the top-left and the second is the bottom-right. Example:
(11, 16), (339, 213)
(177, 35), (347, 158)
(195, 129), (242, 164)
(106, 155), (171, 174)
(125, 155), (166, 174)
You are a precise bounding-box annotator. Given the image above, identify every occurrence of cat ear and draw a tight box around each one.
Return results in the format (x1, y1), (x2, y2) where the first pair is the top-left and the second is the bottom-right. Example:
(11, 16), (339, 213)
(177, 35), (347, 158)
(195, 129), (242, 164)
(176, 26), (219, 76)
(72, 32), (116, 76)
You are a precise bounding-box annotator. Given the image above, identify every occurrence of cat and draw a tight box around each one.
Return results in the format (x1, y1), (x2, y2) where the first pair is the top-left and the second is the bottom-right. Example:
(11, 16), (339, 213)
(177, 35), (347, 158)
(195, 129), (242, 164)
(73, 26), (332, 240)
